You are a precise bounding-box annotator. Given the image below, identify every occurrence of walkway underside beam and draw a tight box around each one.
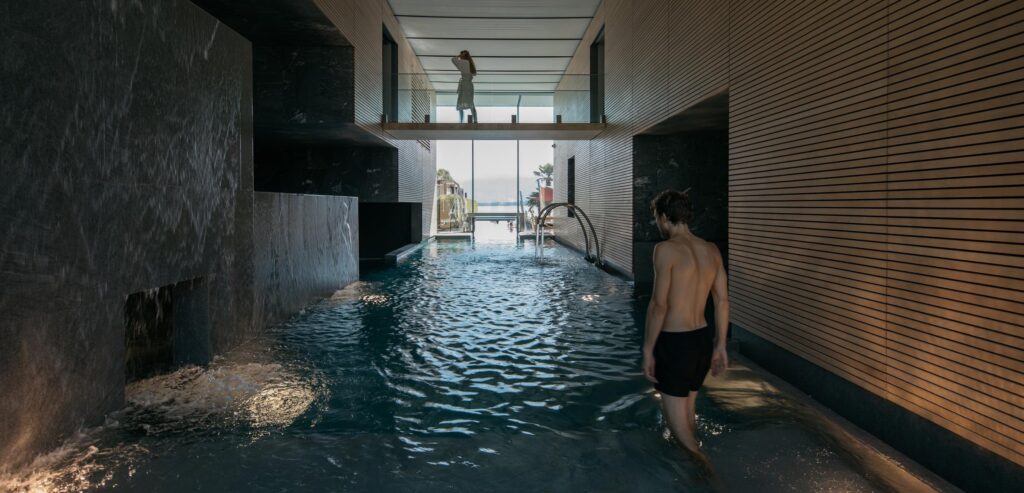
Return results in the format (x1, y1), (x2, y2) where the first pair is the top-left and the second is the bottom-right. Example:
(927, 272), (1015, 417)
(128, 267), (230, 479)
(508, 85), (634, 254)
(381, 123), (606, 140)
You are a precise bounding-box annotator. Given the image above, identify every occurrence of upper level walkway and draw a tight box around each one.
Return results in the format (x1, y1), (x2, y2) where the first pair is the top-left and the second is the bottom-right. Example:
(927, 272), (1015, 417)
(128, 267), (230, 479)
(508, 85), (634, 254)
(381, 122), (605, 140)
(386, 73), (602, 140)
(469, 211), (520, 221)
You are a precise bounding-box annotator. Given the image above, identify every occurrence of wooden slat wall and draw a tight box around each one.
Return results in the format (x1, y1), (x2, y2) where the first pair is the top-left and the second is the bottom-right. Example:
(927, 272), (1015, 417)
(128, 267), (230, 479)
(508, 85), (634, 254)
(554, 5), (607, 259)
(728, 0), (893, 413)
(313, 0), (436, 237)
(881, 0), (1024, 464)
(554, 0), (730, 271)
(556, 0), (1024, 466)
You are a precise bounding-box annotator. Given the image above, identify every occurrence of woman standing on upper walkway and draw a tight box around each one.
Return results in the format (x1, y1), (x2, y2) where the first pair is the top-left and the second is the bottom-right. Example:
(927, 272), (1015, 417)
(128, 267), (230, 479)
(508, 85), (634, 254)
(452, 50), (479, 124)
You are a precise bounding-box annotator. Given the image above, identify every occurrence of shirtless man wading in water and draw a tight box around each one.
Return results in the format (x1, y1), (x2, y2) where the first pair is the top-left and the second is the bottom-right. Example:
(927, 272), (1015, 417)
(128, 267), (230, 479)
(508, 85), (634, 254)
(642, 189), (729, 455)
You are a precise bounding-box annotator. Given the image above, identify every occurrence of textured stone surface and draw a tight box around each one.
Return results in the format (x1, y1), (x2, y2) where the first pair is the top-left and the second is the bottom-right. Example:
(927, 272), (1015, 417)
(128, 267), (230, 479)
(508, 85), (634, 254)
(0, 0), (253, 467)
(252, 193), (358, 329)
(255, 144), (399, 201)
(191, 0), (350, 46)
(254, 45), (355, 129)
(1, 0), (402, 469)
(632, 130), (729, 286)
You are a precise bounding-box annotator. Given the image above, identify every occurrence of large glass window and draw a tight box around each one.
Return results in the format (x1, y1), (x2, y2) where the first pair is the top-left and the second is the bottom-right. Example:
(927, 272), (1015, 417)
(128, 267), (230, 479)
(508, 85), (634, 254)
(433, 117), (555, 239)
(473, 141), (517, 242)
(435, 141), (473, 234)
(518, 140), (555, 232)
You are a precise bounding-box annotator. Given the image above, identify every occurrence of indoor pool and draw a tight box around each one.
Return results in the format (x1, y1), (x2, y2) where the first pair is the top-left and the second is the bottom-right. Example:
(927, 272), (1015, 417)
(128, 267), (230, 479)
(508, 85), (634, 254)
(3, 238), (945, 492)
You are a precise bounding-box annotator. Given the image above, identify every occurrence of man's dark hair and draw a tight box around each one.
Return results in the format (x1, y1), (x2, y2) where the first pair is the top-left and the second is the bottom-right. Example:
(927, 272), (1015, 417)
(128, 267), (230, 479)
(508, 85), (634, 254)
(651, 189), (693, 225)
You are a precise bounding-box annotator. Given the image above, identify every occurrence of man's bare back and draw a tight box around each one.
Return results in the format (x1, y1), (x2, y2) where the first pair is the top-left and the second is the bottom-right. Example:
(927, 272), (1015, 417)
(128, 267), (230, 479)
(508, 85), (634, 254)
(655, 237), (723, 333)
(641, 190), (729, 457)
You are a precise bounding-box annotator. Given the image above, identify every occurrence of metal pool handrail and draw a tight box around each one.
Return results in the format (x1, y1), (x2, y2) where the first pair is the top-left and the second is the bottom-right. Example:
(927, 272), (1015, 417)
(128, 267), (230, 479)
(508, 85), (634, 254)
(536, 203), (591, 261)
(535, 203), (603, 267)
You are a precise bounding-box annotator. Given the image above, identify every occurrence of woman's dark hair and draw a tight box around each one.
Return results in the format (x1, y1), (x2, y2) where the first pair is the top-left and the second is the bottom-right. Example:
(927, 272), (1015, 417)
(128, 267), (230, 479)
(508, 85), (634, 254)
(650, 189), (693, 225)
(460, 50), (477, 75)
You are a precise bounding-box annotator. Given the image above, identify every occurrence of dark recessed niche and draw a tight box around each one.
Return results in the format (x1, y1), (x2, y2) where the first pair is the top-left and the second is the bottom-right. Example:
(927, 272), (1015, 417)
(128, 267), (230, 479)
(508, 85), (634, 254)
(358, 202), (422, 265)
(124, 277), (210, 383)
(632, 92), (729, 292)
(124, 286), (174, 382)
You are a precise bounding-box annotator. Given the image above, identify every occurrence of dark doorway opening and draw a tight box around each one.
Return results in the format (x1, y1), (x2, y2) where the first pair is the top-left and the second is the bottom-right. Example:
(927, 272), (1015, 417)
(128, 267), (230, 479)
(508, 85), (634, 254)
(589, 27), (605, 123)
(124, 277), (210, 382)
(567, 156), (576, 218)
(359, 202), (423, 269)
(382, 26), (399, 123)
(632, 91), (729, 299)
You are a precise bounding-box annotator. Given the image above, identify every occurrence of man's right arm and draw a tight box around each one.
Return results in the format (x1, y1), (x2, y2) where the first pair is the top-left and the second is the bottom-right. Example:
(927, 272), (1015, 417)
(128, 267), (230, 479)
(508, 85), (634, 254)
(643, 243), (672, 382)
(710, 244), (730, 375)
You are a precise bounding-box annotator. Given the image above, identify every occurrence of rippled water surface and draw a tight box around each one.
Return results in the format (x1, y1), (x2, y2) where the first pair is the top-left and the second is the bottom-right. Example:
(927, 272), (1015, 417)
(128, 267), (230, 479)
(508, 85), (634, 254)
(4, 239), (916, 492)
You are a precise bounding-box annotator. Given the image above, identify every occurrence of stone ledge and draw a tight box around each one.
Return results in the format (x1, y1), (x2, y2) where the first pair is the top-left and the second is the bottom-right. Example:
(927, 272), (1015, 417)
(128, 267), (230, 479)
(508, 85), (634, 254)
(383, 242), (425, 266)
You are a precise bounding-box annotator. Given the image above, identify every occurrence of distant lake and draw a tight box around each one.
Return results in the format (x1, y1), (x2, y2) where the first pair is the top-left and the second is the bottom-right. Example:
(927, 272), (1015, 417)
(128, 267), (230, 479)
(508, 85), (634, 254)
(477, 204), (518, 213)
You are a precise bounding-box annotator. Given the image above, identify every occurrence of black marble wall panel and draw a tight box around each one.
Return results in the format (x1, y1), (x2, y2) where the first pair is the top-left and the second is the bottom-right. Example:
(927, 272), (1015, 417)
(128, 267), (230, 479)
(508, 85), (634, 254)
(0, 0), (252, 467)
(250, 41), (399, 214)
(254, 45), (355, 129)
(252, 192), (358, 329)
(255, 144), (399, 201)
(632, 130), (729, 286)
(191, 0), (350, 46)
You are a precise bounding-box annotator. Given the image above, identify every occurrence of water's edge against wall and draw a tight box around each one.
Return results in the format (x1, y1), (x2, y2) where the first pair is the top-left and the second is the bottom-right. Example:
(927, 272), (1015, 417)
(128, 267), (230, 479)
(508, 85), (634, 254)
(253, 193), (359, 330)
(734, 325), (1023, 493)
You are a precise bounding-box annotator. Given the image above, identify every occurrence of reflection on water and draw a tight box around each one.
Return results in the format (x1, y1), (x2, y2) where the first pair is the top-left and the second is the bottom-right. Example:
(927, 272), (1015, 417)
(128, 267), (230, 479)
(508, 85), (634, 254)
(471, 217), (518, 244)
(0, 429), (141, 493)
(123, 361), (318, 433)
(2, 241), (945, 492)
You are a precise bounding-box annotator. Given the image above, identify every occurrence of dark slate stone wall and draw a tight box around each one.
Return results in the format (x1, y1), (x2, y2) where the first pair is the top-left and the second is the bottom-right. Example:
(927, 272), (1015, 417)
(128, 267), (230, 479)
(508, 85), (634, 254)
(254, 45), (355, 129)
(632, 130), (729, 287)
(0, 0), (253, 467)
(252, 192), (358, 329)
(254, 144), (399, 201)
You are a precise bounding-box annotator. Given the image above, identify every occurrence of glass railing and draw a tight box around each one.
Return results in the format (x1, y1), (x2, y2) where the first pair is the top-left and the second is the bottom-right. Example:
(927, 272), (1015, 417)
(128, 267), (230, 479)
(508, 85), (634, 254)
(390, 73), (601, 124)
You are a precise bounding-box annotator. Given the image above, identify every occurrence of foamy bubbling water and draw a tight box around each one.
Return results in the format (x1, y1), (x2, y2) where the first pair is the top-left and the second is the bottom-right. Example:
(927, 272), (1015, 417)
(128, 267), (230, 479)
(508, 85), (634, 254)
(0, 357), (320, 492)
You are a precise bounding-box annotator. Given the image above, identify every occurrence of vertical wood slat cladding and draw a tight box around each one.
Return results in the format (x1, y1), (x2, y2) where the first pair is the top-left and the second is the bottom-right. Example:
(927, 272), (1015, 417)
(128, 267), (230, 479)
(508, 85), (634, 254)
(313, 0), (436, 237)
(555, 0), (1024, 466)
